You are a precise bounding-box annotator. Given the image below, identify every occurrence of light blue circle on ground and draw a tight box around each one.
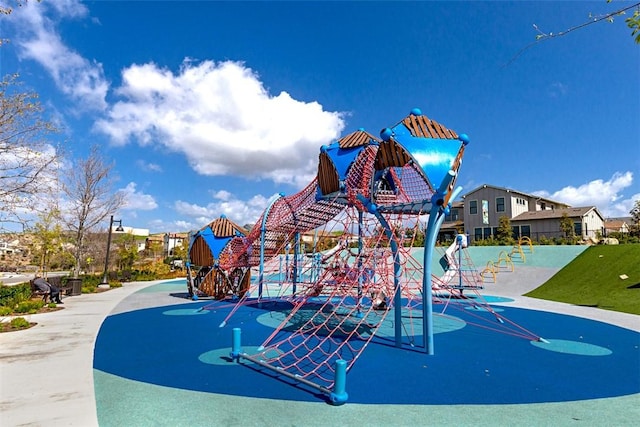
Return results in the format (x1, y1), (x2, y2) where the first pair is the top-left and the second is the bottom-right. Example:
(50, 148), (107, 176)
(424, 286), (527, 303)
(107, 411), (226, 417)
(137, 279), (185, 293)
(163, 308), (210, 316)
(198, 346), (262, 365)
(471, 295), (514, 303)
(465, 306), (504, 313)
(256, 310), (290, 328)
(530, 338), (613, 356)
(256, 309), (466, 338)
(375, 313), (466, 338)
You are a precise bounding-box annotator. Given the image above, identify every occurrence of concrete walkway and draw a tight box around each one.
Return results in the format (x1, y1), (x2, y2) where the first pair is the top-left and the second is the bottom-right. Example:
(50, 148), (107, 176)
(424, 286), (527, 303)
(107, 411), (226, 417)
(0, 281), (162, 427)
(1, 269), (639, 426)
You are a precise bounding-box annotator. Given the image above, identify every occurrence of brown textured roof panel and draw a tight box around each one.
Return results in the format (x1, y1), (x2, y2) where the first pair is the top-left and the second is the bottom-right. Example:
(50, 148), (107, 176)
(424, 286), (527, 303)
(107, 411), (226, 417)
(338, 130), (378, 149)
(208, 217), (246, 238)
(317, 151), (340, 195)
(402, 115), (457, 140)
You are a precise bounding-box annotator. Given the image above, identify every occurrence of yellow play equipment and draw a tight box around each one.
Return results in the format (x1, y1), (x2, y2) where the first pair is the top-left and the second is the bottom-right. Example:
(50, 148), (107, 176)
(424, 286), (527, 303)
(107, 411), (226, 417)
(480, 237), (534, 283)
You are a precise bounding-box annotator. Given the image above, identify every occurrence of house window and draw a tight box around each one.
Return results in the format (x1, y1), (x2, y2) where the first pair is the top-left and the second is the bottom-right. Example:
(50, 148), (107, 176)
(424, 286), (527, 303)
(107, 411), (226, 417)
(520, 225), (531, 237)
(445, 208), (459, 222)
(540, 202), (546, 210)
(496, 197), (505, 212)
(469, 200), (478, 215)
(512, 226), (520, 239)
(474, 228), (482, 241)
(483, 227), (492, 239)
(574, 222), (582, 236)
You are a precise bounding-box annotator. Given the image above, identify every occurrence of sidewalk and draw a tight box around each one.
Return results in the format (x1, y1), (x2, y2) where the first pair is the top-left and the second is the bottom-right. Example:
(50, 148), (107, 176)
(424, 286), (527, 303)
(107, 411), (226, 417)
(0, 281), (161, 427)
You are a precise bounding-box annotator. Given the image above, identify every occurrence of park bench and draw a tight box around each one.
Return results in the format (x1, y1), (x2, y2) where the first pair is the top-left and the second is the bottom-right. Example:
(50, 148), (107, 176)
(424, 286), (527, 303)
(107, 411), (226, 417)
(29, 277), (73, 302)
(30, 279), (50, 303)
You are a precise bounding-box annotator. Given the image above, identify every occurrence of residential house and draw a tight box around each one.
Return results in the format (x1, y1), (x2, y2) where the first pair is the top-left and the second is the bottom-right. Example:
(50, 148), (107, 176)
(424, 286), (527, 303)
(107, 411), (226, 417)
(145, 234), (165, 259)
(461, 184), (604, 242)
(440, 201), (464, 243)
(604, 219), (630, 235)
(115, 226), (149, 252)
(511, 206), (605, 241)
(165, 232), (189, 257)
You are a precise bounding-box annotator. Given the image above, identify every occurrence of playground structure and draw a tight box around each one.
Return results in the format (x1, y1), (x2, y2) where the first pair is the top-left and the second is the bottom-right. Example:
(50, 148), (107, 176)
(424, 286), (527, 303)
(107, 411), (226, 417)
(186, 108), (543, 404)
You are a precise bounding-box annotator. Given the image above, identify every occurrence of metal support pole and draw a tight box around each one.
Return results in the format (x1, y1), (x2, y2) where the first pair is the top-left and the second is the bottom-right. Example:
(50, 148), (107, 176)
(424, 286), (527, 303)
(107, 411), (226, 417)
(100, 215), (124, 287)
(259, 193), (284, 300)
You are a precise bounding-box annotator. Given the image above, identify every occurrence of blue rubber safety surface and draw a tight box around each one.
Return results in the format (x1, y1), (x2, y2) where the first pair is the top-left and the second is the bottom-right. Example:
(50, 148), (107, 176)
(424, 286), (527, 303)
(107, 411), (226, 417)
(94, 295), (640, 405)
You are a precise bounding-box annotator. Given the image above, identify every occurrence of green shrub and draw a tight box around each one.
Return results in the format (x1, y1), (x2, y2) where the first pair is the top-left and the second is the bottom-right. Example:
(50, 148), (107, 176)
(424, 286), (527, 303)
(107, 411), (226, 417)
(10, 317), (30, 329)
(0, 283), (31, 307)
(47, 302), (57, 309)
(0, 306), (12, 316)
(14, 300), (44, 313)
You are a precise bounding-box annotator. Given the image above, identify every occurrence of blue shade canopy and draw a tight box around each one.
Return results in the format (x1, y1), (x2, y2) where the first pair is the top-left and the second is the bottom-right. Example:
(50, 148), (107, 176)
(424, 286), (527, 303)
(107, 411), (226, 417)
(324, 143), (363, 180)
(389, 123), (460, 189)
(196, 227), (233, 259)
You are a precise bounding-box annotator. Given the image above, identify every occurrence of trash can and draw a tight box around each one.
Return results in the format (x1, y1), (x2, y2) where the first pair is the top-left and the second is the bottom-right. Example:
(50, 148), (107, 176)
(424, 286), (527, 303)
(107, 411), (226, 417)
(67, 278), (83, 296)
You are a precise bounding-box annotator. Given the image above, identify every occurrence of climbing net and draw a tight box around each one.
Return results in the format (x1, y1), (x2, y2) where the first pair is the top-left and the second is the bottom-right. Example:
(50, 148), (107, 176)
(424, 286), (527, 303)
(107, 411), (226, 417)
(213, 203), (540, 391)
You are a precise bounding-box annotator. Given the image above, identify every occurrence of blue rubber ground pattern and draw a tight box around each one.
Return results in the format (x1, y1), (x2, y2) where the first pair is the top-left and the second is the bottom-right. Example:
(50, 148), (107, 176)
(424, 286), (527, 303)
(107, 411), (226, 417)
(94, 296), (640, 405)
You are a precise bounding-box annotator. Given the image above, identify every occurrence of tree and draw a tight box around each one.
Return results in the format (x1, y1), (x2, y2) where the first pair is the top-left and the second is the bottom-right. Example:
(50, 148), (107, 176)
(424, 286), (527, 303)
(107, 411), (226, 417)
(29, 206), (63, 276)
(0, 74), (61, 231)
(630, 199), (640, 237)
(496, 216), (515, 245)
(115, 233), (138, 271)
(61, 145), (124, 278)
(172, 239), (189, 261)
(559, 213), (576, 240)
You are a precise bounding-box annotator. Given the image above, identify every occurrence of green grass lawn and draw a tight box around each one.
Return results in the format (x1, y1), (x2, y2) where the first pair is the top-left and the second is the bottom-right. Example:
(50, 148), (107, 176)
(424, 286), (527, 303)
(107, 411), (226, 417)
(525, 244), (640, 315)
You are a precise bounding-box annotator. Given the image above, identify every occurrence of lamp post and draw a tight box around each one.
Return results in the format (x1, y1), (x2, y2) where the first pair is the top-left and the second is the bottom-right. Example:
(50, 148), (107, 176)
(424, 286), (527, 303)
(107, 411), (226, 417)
(99, 215), (124, 288)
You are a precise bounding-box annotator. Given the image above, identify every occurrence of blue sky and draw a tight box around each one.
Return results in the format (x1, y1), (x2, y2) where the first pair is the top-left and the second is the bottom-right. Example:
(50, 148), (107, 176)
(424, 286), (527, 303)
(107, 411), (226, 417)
(2, 0), (639, 234)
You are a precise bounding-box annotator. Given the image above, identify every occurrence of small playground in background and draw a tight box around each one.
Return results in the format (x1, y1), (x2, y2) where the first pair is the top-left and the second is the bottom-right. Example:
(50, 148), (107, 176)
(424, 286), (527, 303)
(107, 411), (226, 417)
(93, 108), (639, 416)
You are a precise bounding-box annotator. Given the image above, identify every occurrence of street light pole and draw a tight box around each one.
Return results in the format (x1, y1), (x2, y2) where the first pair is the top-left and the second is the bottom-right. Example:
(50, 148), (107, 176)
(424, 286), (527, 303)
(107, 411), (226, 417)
(100, 215), (124, 288)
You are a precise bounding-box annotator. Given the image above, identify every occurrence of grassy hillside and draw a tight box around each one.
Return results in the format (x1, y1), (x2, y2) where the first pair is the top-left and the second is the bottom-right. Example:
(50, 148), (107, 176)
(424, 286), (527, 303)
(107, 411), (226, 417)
(525, 245), (640, 315)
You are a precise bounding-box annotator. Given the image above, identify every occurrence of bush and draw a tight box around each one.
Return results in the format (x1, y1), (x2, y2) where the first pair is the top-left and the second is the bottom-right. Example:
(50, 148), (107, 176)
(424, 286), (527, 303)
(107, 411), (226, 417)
(14, 300), (45, 313)
(0, 283), (31, 308)
(0, 306), (12, 316)
(10, 317), (30, 329)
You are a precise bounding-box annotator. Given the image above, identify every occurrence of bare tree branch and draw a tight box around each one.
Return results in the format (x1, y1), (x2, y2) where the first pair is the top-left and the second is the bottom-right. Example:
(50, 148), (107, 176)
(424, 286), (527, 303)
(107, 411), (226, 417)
(0, 74), (62, 232)
(60, 145), (124, 278)
(504, 2), (640, 68)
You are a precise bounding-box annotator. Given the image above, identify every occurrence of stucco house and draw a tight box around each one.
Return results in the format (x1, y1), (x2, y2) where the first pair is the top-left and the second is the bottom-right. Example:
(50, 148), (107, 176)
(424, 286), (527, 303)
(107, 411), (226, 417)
(604, 219), (630, 235)
(460, 184), (604, 242)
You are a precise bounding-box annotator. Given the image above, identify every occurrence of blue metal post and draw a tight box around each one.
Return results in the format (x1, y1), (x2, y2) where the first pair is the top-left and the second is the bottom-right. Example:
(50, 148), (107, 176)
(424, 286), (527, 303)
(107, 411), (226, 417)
(293, 232), (300, 294)
(259, 193), (284, 300)
(231, 327), (242, 361)
(356, 210), (364, 317)
(357, 195), (402, 347)
(329, 359), (349, 405)
(423, 171), (462, 354)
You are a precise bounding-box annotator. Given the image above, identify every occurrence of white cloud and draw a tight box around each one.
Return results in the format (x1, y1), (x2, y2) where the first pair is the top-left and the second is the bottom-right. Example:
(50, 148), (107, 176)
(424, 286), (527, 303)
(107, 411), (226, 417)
(174, 191), (277, 229)
(119, 182), (158, 211)
(10, 0), (108, 110)
(533, 171), (636, 217)
(136, 160), (163, 172)
(94, 60), (345, 187)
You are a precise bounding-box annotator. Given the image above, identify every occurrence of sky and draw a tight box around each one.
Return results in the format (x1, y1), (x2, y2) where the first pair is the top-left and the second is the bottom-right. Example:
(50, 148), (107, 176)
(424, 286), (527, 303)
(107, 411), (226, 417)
(2, 0), (639, 234)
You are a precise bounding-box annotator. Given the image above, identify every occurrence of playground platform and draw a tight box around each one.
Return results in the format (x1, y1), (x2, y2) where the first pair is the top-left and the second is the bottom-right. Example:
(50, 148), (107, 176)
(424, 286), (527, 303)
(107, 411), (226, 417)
(1, 248), (639, 426)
